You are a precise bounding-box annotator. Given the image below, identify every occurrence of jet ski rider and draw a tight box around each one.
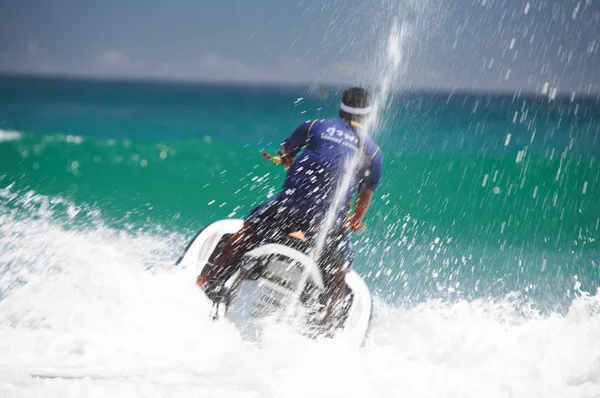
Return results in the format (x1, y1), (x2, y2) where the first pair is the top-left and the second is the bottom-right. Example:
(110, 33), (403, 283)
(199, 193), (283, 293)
(197, 87), (383, 327)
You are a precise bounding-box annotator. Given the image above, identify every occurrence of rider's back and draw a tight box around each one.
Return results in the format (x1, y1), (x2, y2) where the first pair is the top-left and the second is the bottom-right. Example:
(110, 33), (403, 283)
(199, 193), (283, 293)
(278, 118), (380, 227)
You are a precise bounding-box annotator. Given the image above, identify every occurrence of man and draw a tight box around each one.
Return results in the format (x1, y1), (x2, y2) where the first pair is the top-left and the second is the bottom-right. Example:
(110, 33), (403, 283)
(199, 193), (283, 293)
(197, 87), (382, 327)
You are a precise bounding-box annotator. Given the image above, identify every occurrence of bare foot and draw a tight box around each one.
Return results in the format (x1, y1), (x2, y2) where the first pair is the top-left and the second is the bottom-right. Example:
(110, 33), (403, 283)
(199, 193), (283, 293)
(196, 275), (208, 288)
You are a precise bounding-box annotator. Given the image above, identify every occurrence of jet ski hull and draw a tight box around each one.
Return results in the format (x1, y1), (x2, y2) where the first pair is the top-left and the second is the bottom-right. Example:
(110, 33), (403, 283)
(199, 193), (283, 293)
(177, 219), (372, 348)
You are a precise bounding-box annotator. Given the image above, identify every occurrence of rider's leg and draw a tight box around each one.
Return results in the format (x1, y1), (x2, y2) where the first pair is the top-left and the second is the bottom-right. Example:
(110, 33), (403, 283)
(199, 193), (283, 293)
(320, 266), (347, 329)
(318, 231), (352, 329)
(197, 202), (278, 289)
(196, 222), (256, 287)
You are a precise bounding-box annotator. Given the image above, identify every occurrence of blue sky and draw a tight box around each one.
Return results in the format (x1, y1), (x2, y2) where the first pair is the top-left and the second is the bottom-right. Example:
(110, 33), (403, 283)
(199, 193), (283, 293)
(0, 0), (598, 93)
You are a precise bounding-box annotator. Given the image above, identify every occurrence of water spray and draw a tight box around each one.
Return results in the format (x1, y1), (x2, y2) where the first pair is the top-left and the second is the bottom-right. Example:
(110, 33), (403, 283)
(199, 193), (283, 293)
(313, 19), (408, 262)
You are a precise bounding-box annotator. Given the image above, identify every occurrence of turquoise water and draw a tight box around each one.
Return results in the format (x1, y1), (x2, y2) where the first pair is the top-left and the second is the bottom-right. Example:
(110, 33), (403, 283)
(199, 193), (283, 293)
(1, 76), (599, 308)
(1, 75), (600, 396)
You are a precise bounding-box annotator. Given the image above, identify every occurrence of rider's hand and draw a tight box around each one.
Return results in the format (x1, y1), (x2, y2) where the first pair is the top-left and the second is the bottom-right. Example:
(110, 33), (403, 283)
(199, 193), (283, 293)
(281, 155), (295, 168)
(349, 215), (365, 233)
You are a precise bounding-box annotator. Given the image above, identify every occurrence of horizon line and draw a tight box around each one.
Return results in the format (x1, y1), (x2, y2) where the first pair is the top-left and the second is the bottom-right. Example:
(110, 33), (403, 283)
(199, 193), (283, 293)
(1, 70), (599, 100)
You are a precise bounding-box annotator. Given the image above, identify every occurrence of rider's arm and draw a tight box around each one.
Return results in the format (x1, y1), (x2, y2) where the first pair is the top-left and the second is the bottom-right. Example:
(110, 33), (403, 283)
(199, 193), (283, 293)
(350, 147), (382, 232)
(280, 120), (315, 166)
(365, 147), (383, 192)
(352, 189), (374, 223)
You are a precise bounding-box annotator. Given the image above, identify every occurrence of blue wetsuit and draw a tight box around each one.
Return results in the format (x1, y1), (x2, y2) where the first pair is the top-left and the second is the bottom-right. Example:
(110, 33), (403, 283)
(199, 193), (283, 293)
(246, 118), (383, 269)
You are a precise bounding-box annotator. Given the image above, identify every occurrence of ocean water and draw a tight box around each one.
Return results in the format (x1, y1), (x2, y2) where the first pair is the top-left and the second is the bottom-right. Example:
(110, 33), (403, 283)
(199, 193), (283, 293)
(1, 75), (599, 397)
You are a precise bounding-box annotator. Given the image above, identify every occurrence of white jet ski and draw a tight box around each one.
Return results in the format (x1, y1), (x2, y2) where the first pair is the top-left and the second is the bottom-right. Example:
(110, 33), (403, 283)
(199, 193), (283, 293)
(177, 219), (372, 348)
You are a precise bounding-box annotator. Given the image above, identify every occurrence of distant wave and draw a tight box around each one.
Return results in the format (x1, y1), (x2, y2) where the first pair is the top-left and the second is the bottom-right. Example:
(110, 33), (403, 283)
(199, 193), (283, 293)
(0, 129), (22, 142)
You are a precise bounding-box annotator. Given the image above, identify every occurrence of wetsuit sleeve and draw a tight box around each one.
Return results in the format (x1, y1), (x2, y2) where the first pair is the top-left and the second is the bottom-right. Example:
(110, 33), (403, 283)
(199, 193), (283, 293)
(365, 147), (383, 191)
(282, 120), (315, 158)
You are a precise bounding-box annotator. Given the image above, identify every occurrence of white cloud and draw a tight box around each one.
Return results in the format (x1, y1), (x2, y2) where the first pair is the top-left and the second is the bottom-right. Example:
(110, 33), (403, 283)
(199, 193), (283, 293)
(1, 48), (362, 86)
(99, 50), (131, 66)
(197, 52), (259, 79)
(26, 39), (39, 57)
(330, 61), (363, 78)
(97, 50), (146, 75)
(90, 50), (262, 82)
(149, 52), (265, 82)
(313, 61), (367, 86)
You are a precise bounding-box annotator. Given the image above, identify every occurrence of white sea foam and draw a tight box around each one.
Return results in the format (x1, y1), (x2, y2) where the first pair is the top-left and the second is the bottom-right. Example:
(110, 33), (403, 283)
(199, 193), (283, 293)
(0, 129), (22, 142)
(0, 188), (599, 397)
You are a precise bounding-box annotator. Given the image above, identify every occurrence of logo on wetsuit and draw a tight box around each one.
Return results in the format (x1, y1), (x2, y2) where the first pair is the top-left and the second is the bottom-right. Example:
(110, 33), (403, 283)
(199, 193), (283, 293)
(321, 127), (359, 151)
